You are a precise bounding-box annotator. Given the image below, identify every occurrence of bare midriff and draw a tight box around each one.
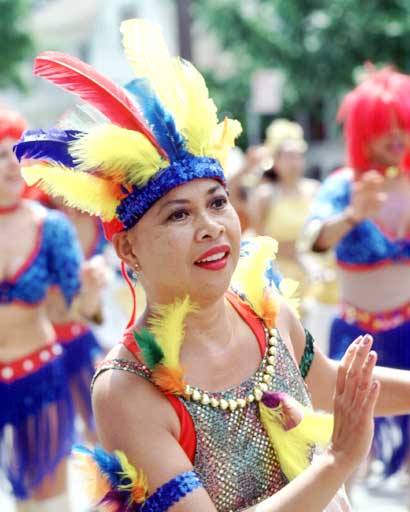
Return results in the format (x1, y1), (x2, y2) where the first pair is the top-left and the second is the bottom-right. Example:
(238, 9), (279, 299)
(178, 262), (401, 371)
(0, 303), (54, 361)
(338, 263), (410, 312)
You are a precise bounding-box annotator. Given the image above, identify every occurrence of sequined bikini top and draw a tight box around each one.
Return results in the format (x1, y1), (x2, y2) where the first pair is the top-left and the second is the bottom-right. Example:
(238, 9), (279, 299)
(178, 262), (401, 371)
(0, 202), (82, 306)
(308, 168), (410, 270)
(94, 293), (313, 511)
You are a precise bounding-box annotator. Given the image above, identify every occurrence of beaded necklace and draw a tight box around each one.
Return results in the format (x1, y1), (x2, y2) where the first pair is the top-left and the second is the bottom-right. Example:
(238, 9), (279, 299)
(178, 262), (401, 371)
(183, 326), (278, 411)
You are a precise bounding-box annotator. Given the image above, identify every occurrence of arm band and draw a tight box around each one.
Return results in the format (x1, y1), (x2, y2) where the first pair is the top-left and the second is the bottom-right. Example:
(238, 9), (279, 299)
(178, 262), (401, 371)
(143, 470), (203, 511)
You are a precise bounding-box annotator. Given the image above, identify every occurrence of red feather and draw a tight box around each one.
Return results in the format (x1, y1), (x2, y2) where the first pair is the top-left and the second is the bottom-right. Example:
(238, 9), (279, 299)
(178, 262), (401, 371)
(34, 51), (167, 159)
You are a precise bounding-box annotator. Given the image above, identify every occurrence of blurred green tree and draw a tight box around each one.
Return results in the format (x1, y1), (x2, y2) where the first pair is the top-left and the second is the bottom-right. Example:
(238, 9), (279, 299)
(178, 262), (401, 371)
(193, 0), (410, 141)
(0, 0), (32, 89)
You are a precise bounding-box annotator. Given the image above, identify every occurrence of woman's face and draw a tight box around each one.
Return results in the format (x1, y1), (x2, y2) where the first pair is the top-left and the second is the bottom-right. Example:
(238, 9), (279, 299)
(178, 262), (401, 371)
(117, 179), (241, 306)
(367, 123), (409, 167)
(274, 149), (305, 182)
(0, 137), (24, 202)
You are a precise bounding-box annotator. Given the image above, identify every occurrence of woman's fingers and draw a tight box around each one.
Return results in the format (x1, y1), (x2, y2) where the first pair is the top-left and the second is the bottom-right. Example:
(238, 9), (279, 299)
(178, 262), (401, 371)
(352, 350), (377, 410)
(343, 335), (373, 403)
(335, 336), (362, 396)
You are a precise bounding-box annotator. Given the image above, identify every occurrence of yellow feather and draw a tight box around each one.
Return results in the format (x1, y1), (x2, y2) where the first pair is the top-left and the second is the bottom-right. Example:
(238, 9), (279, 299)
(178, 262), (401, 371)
(231, 236), (279, 316)
(69, 124), (166, 186)
(279, 278), (301, 319)
(209, 117), (243, 170)
(21, 164), (120, 220)
(120, 19), (185, 129)
(173, 59), (218, 156)
(259, 399), (333, 481)
(148, 296), (197, 370)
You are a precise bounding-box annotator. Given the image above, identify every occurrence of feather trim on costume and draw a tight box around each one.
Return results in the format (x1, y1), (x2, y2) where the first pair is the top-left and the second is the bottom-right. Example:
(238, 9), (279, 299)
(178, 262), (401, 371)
(21, 164), (120, 220)
(259, 391), (333, 481)
(15, 129), (81, 167)
(152, 365), (188, 397)
(34, 51), (166, 159)
(148, 296), (197, 370)
(73, 445), (148, 511)
(133, 328), (164, 369)
(279, 278), (301, 319)
(261, 288), (279, 330)
(209, 118), (243, 171)
(69, 124), (166, 186)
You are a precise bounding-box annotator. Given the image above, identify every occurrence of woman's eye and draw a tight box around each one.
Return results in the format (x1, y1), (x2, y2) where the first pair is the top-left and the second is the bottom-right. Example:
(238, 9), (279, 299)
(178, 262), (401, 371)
(168, 209), (189, 222)
(212, 196), (228, 209)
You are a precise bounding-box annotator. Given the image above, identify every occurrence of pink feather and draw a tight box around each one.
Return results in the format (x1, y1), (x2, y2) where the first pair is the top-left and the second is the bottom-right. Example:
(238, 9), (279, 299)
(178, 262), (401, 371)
(34, 51), (167, 159)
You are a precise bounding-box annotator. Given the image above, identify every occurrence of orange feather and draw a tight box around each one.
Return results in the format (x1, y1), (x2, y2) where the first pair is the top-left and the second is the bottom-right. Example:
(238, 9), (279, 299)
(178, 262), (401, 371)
(261, 288), (279, 329)
(152, 365), (187, 396)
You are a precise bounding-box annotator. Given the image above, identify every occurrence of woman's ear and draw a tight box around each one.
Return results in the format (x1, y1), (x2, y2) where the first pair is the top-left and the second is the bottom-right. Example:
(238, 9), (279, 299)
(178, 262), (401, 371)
(112, 231), (140, 269)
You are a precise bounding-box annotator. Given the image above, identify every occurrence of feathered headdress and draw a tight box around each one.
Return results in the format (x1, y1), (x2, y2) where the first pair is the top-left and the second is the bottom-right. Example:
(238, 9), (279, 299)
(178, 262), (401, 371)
(14, 19), (242, 239)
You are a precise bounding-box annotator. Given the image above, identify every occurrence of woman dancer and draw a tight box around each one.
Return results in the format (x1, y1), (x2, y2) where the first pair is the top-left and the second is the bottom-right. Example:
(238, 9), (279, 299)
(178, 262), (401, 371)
(16, 20), (410, 511)
(305, 67), (410, 476)
(0, 108), (81, 512)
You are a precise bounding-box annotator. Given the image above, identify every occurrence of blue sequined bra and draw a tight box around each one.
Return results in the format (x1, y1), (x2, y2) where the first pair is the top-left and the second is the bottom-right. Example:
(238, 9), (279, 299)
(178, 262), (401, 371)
(0, 204), (82, 305)
(308, 169), (410, 270)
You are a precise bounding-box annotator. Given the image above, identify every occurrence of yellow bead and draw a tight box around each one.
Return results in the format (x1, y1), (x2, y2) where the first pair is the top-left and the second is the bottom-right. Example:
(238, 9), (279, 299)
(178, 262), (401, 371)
(263, 374), (272, 384)
(210, 398), (220, 408)
(266, 365), (274, 375)
(192, 390), (201, 402)
(237, 398), (247, 408)
(219, 398), (229, 410)
(268, 356), (275, 365)
(254, 388), (263, 401)
(201, 393), (210, 405)
(185, 385), (193, 396)
(270, 328), (279, 337)
(247, 394), (255, 403)
(269, 347), (276, 356)
(268, 337), (275, 346)
(260, 383), (268, 392)
(229, 399), (238, 411)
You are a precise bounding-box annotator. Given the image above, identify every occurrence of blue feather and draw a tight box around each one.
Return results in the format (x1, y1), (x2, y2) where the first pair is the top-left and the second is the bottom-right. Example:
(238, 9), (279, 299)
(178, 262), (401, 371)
(73, 444), (123, 488)
(125, 78), (186, 163)
(14, 129), (83, 167)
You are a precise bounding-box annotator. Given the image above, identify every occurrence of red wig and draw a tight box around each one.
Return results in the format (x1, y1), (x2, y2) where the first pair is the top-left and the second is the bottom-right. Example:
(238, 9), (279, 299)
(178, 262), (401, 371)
(337, 67), (410, 174)
(0, 107), (27, 142)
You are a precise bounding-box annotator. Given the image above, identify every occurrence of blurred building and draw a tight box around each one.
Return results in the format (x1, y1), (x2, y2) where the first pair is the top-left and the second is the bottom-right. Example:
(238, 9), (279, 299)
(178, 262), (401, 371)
(2, 0), (178, 126)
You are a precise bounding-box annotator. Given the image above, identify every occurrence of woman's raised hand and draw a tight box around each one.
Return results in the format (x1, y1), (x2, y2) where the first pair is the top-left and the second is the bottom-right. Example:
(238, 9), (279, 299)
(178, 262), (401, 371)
(328, 334), (380, 473)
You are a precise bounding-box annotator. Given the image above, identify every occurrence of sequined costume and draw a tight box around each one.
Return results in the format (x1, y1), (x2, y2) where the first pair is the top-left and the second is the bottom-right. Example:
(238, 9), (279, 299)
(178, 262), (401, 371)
(0, 202), (81, 498)
(92, 289), (349, 512)
(308, 167), (410, 475)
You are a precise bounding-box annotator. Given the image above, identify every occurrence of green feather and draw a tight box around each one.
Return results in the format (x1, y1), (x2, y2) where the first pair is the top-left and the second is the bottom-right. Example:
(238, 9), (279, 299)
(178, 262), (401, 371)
(133, 328), (164, 369)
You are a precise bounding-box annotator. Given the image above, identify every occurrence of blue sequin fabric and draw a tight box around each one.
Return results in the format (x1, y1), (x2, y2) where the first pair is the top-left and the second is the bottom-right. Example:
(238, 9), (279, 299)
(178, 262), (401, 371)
(117, 154), (225, 229)
(142, 470), (203, 511)
(0, 203), (82, 305)
(308, 168), (410, 268)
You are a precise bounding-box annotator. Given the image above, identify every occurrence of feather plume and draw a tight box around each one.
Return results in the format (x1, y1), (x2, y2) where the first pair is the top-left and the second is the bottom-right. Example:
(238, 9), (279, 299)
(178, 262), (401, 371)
(69, 124), (166, 186)
(133, 328), (164, 369)
(152, 365), (187, 396)
(261, 288), (279, 329)
(73, 445), (148, 511)
(279, 278), (301, 319)
(231, 237), (279, 316)
(148, 296), (197, 370)
(34, 51), (166, 158)
(15, 128), (81, 167)
(209, 118), (243, 170)
(120, 19), (185, 129)
(173, 59), (218, 155)
(21, 164), (120, 220)
(125, 78), (186, 163)
(259, 392), (333, 481)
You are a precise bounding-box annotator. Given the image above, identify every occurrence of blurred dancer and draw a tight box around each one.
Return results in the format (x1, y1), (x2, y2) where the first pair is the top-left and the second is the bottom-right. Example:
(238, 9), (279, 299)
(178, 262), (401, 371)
(248, 120), (319, 304)
(305, 67), (410, 476)
(0, 108), (81, 511)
